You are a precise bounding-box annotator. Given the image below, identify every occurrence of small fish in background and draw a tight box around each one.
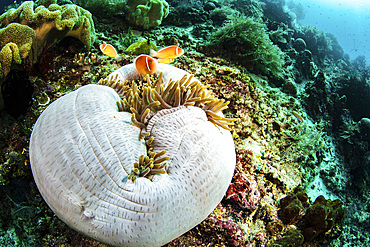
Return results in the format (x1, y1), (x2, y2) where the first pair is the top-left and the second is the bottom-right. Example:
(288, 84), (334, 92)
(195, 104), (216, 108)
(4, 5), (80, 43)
(150, 45), (184, 63)
(99, 44), (120, 58)
(291, 111), (304, 122)
(134, 54), (158, 76)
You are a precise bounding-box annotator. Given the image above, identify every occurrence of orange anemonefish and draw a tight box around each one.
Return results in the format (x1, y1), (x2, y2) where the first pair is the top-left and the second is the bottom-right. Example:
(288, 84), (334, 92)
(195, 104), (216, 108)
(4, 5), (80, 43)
(99, 44), (120, 58)
(134, 55), (158, 76)
(150, 45), (184, 61)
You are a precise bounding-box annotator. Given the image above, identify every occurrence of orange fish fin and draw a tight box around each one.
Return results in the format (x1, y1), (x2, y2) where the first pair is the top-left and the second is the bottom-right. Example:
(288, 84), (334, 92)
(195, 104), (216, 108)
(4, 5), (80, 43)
(157, 58), (174, 64)
(149, 49), (157, 57)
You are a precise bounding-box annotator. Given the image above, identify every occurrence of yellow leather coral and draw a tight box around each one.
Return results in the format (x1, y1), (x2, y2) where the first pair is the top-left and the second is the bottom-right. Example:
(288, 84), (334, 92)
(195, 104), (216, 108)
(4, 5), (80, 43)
(0, 1), (95, 77)
(0, 23), (35, 77)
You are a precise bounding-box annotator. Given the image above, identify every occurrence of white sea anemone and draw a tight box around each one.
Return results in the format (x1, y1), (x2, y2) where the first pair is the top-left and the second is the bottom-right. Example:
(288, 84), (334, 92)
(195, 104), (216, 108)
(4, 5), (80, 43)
(29, 63), (236, 246)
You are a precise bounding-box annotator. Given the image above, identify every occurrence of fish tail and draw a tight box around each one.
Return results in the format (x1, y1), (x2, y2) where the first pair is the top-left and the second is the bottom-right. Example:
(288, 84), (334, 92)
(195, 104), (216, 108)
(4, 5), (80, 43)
(150, 49), (157, 57)
(157, 58), (174, 64)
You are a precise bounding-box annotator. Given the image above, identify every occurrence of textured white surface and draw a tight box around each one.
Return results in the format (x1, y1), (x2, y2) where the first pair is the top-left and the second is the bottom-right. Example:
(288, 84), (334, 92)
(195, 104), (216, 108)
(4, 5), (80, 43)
(30, 65), (236, 247)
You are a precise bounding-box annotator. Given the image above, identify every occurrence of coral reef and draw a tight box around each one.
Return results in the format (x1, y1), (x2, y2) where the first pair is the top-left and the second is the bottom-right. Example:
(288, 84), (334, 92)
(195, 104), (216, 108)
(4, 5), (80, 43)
(118, 28), (142, 49)
(0, 1), (95, 78)
(71, 0), (125, 17)
(261, 0), (293, 26)
(124, 39), (157, 55)
(125, 0), (169, 29)
(278, 187), (345, 244)
(296, 25), (344, 66)
(0, 0), (369, 245)
(164, 0), (211, 27)
(201, 16), (286, 79)
(0, 45), (333, 245)
(73, 52), (100, 67)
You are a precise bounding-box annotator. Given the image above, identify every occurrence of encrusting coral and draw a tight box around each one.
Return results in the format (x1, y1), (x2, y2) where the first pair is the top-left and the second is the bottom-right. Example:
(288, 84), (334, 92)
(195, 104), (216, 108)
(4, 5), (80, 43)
(0, 1), (95, 77)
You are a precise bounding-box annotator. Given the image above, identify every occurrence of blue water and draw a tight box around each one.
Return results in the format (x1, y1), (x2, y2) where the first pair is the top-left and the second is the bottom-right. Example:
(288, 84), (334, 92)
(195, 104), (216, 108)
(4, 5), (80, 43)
(289, 0), (370, 64)
(0, 0), (16, 13)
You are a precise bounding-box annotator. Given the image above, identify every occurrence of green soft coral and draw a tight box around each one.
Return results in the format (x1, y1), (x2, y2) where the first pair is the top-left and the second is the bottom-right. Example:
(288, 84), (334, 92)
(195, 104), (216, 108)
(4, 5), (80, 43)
(0, 1), (95, 77)
(125, 0), (169, 29)
(0, 23), (35, 78)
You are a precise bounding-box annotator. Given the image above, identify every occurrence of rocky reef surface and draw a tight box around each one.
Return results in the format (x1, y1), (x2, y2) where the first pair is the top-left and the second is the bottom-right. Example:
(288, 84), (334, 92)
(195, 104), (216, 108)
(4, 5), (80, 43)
(0, 0), (369, 246)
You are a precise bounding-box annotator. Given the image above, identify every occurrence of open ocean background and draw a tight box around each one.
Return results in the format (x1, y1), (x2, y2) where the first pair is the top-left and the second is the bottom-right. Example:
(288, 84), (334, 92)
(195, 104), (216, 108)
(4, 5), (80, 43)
(289, 0), (370, 64)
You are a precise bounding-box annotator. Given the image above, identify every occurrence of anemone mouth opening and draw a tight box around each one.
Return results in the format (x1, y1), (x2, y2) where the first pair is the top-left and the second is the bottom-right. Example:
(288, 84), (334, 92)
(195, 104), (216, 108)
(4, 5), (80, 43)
(126, 148), (169, 182)
(99, 72), (236, 130)
(100, 72), (236, 182)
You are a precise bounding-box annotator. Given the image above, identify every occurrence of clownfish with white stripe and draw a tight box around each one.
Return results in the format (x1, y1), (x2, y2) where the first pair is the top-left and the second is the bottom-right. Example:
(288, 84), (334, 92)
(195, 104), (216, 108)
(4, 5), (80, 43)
(99, 44), (120, 59)
(134, 55), (158, 76)
(150, 45), (184, 64)
(134, 45), (184, 75)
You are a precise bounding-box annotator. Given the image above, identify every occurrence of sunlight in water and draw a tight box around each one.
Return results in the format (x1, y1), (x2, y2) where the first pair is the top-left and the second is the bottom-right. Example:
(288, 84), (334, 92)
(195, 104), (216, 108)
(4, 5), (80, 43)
(309, 0), (370, 10)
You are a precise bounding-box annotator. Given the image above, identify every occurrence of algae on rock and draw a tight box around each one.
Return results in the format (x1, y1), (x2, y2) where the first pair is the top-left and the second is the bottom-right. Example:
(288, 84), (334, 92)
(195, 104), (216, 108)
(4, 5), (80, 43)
(204, 16), (285, 79)
(125, 39), (157, 55)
